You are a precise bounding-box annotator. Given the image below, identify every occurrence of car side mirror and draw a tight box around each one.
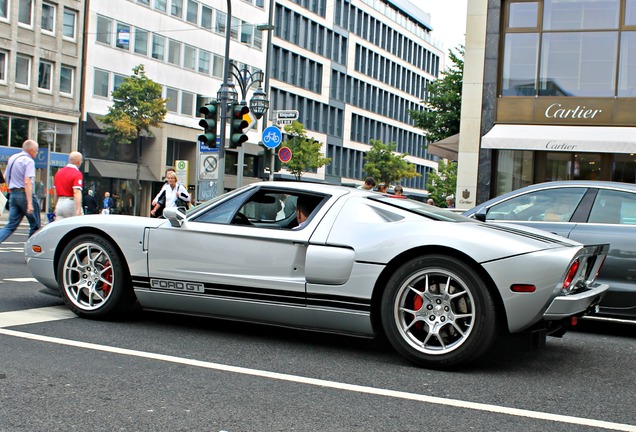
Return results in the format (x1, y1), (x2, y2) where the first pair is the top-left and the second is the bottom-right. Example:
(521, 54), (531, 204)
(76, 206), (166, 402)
(474, 208), (488, 222)
(162, 207), (186, 227)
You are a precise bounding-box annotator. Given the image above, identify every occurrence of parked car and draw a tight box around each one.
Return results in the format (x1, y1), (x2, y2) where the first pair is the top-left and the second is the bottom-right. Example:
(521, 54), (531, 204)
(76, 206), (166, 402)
(463, 180), (636, 320)
(25, 182), (608, 369)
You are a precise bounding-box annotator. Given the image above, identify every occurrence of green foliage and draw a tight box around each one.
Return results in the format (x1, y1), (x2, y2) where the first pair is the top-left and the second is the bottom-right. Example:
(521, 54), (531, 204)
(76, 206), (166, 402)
(362, 139), (421, 185)
(409, 46), (463, 144)
(281, 121), (331, 181)
(102, 64), (167, 146)
(426, 160), (457, 206)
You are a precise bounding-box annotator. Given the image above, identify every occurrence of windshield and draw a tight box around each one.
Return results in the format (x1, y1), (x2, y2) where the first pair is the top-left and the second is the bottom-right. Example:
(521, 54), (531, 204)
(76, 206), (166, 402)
(369, 195), (472, 222)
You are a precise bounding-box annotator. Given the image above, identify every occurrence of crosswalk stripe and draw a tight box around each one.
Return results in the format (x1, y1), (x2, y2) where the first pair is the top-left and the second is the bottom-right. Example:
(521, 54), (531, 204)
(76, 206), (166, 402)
(0, 306), (76, 328)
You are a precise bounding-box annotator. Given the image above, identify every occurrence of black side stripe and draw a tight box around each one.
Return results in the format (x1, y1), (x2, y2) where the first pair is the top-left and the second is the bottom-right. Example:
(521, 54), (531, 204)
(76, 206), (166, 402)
(132, 276), (371, 312)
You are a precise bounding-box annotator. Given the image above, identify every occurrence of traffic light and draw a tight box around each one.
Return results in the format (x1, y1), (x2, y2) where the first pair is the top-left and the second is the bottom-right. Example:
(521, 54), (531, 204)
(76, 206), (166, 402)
(198, 101), (219, 148)
(229, 103), (249, 148)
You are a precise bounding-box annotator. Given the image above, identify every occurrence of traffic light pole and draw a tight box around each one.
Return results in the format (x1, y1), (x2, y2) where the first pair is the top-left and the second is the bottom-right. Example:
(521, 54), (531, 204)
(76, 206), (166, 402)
(216, 0), (232, 197)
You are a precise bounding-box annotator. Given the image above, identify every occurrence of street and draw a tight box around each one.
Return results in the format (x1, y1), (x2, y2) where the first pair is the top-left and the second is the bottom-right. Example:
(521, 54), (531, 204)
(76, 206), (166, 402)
(1, 226), (635, 432)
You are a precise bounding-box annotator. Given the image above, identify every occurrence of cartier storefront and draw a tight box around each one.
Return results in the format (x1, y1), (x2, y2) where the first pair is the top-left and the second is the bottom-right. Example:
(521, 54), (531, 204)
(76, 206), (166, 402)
(483, 97), (636, 196)
(474, 0), (636, 199)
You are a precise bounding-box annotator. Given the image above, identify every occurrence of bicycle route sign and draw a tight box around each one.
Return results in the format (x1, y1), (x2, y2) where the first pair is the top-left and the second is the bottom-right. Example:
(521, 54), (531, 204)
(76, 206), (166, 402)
(262, 126), (282, 149)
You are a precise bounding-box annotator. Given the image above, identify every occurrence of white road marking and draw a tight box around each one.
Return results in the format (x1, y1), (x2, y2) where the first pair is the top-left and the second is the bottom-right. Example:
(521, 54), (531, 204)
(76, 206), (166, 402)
(4, 277), (38, 282)
(0, 306), (75, 327)
(0, 307), (633, 431)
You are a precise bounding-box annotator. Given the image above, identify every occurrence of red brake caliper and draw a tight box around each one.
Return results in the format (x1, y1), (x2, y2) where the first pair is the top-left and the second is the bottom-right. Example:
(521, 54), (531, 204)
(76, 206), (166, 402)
(413, 295), (423, 329)
(101, 260), (112, 295)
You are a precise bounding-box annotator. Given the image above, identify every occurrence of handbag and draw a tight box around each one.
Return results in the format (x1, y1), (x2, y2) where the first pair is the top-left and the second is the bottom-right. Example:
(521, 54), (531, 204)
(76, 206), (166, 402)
(4, 192), (9, 211)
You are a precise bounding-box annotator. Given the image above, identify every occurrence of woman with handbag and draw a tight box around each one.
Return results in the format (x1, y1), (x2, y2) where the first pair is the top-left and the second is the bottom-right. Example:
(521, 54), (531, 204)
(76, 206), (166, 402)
(150, 171), (190, 217)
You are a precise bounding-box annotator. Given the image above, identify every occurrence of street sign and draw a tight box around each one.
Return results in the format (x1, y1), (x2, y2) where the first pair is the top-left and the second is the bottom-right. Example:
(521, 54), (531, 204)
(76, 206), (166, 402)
(275, 119), (294, 127)
(199, 154), (219, 180)
(275, 110), (299, 120)
(278, 146), (292, 163)
(262, 125), (282, 149)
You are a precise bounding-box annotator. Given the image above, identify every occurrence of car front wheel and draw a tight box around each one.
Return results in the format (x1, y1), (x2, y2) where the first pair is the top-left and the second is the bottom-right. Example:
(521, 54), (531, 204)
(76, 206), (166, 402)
(381, 255), (498, 368)
(57, 234), (135, 319)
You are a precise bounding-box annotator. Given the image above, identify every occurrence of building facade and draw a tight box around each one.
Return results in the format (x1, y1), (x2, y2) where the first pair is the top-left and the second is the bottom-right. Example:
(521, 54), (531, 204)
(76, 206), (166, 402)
(0, 0), (85, 213)
(457, 0), (636, 209)
(270, 0), (443, 191)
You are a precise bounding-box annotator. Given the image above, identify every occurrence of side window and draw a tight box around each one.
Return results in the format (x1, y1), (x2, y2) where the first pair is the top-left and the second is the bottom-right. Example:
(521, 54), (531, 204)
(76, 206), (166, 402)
(191, 189), (325, 228)
(589, 189), (636, 225)
(487, 188), (586, 222)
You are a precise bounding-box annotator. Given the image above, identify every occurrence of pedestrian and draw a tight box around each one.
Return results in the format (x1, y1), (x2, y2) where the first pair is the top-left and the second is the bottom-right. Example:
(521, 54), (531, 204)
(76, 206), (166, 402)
(358, 177), (376, 190)
(393, 185), (404, 196)
(83, 189), (98, 214)
(150, 171), (190, 217)
(377, 182), (388, 193)
(0, 139), (41, 242)
(427, 198), (436, 206)
(445, 195), (455, 208)
(52, 151), (84, 220)
(102, 192), (114, 214)
(150, 168), (176, 218)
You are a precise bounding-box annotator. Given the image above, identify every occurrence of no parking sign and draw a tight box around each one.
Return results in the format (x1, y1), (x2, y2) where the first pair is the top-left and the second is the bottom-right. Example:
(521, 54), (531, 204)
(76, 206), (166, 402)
(278, 146), (292, 163)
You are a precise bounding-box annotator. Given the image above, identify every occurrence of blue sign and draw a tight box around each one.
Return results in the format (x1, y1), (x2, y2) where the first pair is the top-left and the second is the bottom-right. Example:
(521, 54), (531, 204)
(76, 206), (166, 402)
(199, 140), (219, 153)
(0, 146), (69, 169)
(262, 126), (282, 149)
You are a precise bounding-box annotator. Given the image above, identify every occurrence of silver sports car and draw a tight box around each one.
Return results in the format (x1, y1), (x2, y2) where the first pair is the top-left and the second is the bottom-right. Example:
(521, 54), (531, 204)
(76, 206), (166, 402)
(25, 182), (609, 369)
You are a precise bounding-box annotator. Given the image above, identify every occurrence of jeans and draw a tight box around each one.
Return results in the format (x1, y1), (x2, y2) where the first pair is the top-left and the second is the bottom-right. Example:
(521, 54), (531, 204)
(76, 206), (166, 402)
(0, 191), (41, 242)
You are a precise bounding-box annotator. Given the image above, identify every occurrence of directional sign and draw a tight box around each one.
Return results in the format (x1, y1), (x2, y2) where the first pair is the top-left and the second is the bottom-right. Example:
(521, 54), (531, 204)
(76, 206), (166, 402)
(262, 125), (282, 149)
(276, 110), (299, 120)
(278, 146), (292, 163)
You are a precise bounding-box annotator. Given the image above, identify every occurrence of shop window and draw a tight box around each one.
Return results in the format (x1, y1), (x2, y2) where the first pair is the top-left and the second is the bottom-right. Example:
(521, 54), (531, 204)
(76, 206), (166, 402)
(619, 31), (636, 96)
(11, 117), (29, 148)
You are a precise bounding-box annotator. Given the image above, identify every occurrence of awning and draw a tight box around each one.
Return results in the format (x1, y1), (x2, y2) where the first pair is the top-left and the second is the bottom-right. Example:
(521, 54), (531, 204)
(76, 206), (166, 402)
(427, 133), (459, 160)
(89, 159), (160, 182)
(86, 113), (106, 131)
(482, 124), (636, 153)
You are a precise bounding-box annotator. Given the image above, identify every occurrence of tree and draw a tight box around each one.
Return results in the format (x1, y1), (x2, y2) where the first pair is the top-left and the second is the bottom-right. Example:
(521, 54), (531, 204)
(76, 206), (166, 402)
(102, 64), (167, 216)
(281, 121), (331, 181)
(409, 46), (464, 144)
(426, 159), (457, 207)
(362, 139), (421, 185)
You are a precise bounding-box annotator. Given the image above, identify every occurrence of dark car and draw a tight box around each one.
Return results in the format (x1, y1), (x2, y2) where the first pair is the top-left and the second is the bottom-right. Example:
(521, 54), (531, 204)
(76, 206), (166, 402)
(464, 180), (636, 319)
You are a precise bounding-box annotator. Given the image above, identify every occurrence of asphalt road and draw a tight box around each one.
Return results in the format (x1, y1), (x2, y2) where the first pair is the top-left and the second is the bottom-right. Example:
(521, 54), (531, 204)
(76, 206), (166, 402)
(1, 227), (635, 432)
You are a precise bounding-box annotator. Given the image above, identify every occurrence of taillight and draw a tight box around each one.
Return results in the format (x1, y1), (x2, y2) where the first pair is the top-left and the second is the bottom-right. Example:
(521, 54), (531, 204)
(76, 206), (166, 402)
(562, 259), (580, 292)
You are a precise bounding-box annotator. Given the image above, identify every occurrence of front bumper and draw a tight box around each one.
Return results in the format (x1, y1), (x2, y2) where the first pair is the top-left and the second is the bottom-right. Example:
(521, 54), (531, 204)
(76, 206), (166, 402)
(543, 283), (609, 319)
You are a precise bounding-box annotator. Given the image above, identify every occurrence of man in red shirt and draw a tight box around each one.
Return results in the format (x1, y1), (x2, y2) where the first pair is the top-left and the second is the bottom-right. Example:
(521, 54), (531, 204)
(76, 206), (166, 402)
(53, 151), (84, 220)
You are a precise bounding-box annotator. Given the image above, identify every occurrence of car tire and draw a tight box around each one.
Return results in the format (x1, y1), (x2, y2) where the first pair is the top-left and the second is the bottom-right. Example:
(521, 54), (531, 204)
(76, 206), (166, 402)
(57, 234), (136, 319)
(381, 255), (498, 369)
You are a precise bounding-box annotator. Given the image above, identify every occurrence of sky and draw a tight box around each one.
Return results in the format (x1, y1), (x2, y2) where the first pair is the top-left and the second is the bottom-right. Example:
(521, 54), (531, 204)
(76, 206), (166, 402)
(418, 0), (468, 66)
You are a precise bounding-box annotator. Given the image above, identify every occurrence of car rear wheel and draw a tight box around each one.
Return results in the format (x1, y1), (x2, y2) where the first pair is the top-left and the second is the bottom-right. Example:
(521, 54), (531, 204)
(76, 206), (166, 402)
(57, 234), (136, 319)
(381, 255), (498, 368)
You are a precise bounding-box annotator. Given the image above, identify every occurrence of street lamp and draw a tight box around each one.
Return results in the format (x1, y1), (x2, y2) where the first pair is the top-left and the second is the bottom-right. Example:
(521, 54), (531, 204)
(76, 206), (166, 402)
(213, 0), (271, 196)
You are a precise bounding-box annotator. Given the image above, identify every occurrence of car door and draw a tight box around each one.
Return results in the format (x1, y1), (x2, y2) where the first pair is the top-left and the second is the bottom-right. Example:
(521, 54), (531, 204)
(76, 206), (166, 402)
(146, 187), (327, 306)
(566, 188), (636, 312)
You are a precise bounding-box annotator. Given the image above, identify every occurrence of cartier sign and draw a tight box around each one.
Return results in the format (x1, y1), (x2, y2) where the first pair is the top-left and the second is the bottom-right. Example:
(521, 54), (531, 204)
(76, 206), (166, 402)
(495, 97), (636, 125)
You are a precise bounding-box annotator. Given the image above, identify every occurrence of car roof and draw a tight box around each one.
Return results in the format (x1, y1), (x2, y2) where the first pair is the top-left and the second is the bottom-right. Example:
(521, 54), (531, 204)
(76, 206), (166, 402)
(465, 180), (636, 214)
